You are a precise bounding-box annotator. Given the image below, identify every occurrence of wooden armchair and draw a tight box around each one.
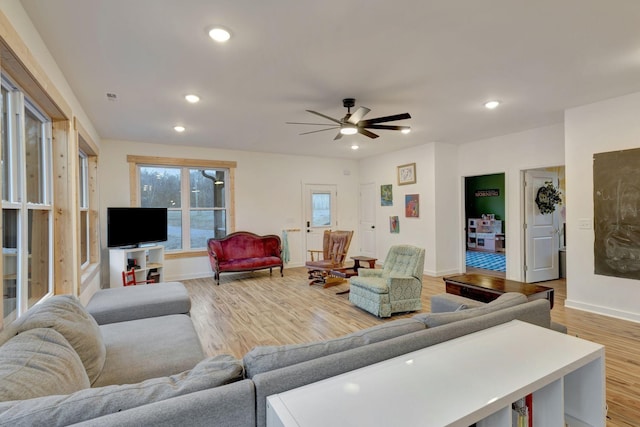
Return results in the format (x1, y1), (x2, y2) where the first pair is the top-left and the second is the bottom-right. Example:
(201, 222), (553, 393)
(305, 230), (353, 287)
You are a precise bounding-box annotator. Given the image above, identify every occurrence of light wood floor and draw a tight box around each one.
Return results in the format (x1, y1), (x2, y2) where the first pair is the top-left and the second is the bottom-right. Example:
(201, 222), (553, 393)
(183, 267), (640, 426)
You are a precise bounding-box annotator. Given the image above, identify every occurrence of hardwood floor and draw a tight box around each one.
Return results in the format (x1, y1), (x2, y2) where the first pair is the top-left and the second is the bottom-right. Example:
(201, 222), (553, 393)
(183, 267), (640, 426)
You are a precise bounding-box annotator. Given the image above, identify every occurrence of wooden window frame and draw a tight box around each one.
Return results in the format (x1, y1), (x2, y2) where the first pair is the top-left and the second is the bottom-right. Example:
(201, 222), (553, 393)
(127, 155), (236, 259)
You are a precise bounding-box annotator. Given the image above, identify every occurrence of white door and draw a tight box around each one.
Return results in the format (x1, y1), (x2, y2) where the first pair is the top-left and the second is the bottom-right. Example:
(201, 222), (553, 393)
(359, 182), (376, 257)
(524, 170), (560, 282)
(304, 184), (337, 258)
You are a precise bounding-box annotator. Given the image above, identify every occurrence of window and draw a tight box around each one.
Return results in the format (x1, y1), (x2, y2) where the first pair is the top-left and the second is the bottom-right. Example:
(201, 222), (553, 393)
(77, 124), (100, 291)
(1, 77), (53, 324)
(78, 151), (89, 267)
(129, 156), (236, 257)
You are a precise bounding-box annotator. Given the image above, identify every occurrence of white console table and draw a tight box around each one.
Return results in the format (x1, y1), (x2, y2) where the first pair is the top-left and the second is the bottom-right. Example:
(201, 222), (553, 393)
(266, 320), (605, 427)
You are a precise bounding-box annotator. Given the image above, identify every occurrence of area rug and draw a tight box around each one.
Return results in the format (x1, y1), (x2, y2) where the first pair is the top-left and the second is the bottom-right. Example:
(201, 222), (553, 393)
(465, 251), (506, 272)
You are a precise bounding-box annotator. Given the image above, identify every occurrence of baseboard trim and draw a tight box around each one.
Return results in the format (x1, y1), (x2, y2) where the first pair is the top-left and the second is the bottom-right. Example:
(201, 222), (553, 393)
(565, 299), (640, 323)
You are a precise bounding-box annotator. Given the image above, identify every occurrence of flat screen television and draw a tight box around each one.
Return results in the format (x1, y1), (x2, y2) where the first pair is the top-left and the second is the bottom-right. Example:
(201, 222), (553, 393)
(107, 207), (168, 248)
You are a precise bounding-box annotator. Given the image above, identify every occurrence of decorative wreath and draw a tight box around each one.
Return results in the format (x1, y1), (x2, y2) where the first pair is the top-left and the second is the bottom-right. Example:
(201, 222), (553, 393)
(535, 181), (562, 214)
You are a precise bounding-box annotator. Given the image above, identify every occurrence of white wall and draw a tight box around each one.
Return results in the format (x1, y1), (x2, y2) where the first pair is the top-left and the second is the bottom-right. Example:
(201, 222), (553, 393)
(565, 91), (640, 322)
(359, 142), (459, 276)
(458, 123), (565, 280)
(100, 139), (360, 284)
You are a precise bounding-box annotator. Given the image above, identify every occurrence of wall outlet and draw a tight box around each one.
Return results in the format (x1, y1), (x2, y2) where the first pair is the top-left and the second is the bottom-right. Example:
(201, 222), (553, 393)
(578, 218), (592, 230)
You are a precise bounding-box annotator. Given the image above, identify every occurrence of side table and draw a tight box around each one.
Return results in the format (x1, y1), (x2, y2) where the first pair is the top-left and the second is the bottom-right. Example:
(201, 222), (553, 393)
(332, 256), (377, 295)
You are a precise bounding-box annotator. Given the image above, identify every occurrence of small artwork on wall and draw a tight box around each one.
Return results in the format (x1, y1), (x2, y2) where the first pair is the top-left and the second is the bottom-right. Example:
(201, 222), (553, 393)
(405, 194), (419, 217)
(390, 216), (400, 233)
(381, 184), (393, 206)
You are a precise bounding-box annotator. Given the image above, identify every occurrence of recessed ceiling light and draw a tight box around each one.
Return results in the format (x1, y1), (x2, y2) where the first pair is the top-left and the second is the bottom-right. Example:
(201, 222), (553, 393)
(185, 94), (200, 103)
(174, 126), (185, 132)
(401, 127), (411, 134)
(351, 144), (359, 150)
(484, 100), (500, 109)
(208, 26), (231, 42)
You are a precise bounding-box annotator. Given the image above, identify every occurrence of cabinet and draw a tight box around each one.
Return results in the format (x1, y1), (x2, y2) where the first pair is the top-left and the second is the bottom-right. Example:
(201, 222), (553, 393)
(467, 218), (502, 252)
(266, 320), (605, 427)
(109, 246), (164, 288)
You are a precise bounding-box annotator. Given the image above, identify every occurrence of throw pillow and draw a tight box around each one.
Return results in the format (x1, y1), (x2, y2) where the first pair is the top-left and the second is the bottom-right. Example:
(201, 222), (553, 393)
(0, 328), (90, 402)
(0, 354), (243, 427)
(15, 295), (106, 384)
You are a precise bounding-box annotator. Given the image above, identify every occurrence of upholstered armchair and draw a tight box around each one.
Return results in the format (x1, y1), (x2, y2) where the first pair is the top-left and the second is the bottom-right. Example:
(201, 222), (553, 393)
(349, 245), (425, 317)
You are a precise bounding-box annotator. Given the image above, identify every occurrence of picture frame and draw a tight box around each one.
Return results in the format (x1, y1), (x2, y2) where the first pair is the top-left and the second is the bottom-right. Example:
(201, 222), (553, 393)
(405, 194), (419, 217)
(380, 184), (393, 206)
(389, 216), (400, 233)
(397, 163), (416, 185)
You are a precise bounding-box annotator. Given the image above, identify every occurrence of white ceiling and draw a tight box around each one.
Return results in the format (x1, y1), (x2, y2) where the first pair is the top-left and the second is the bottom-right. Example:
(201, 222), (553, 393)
(19, 0), (640, 159)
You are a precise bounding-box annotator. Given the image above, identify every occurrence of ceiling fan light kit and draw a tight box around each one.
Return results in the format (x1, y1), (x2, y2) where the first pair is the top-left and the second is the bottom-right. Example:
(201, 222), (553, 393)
(287, 98), (411, 141)
(207, 26), (231, 42)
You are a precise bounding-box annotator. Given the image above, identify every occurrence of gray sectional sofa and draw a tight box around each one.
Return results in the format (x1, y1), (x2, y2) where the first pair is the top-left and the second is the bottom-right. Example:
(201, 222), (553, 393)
(0, 284), (563, 427)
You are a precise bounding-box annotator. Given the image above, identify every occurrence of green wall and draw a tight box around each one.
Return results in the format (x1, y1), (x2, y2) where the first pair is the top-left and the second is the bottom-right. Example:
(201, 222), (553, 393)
(465, 173), (505, 231)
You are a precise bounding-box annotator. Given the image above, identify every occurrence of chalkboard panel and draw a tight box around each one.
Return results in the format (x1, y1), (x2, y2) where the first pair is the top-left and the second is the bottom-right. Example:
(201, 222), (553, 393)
(594, 148), (640, 279)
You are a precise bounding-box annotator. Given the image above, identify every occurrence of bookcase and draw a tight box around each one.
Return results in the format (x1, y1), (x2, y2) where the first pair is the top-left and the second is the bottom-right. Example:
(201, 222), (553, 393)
(109, 246), (164, 288)
(267, 321), (605, 427)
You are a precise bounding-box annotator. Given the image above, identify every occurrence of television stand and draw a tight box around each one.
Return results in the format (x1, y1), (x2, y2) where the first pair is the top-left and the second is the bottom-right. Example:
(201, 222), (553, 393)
(109, 245), (164, 287)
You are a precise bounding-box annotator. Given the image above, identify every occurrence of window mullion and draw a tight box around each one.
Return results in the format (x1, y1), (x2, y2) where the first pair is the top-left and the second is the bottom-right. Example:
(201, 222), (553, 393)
(182, 168), (190, 250)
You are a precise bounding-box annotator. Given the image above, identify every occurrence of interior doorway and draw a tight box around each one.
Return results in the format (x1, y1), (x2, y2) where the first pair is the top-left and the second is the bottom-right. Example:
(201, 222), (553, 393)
(464, 173), (506, 276)
(522, 166), (566, 283)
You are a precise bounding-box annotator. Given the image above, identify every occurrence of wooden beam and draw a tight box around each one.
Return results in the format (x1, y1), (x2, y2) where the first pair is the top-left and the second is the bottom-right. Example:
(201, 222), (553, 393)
(52, 120), (78, 295)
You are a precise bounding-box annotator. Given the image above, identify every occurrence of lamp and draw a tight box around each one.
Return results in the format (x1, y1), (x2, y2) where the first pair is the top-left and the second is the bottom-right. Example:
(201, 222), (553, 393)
(340, 124), (358, 135)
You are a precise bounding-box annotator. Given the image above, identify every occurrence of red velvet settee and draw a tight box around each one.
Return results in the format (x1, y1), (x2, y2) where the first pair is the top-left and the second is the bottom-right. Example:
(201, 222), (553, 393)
(207, 231), (283, 285)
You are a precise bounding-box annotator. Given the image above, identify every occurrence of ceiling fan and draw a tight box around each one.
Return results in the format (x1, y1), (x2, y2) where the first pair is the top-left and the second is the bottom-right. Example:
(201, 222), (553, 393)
(287, 98), (411, 140)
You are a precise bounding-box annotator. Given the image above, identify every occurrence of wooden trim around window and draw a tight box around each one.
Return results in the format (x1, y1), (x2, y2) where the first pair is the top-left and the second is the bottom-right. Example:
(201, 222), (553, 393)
(126, 155), (237, 169)
(127, 155), (236, 254)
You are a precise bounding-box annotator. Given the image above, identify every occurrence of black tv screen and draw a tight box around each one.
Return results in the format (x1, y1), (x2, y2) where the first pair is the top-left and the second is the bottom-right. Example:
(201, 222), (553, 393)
(107, 207), (168, 248)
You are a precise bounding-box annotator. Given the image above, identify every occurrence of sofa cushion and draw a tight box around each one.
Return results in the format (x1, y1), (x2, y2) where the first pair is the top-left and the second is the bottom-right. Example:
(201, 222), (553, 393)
(414, 292), (528, 328)
(93, 314), (204, 387)
(0, 328), (90, 402)
(15, 295), (106, 384)
(0, 355), (243, 427)
(243, 318), (425, 378)
(86, 282), (191, 325)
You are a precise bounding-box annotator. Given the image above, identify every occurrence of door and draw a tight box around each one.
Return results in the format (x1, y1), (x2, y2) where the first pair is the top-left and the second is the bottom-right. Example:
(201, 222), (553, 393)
(359, 182), (376, 257)
(304, 184), (337, 257)
(524, 170), (560, 282)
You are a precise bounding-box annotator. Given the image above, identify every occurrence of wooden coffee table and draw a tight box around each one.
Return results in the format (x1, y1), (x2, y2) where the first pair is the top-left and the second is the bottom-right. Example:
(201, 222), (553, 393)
(443, 273), (555, 309)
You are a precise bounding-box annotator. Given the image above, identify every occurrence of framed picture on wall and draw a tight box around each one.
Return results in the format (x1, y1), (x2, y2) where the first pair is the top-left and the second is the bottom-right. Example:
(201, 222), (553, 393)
(390, 216), (399, 233)
(381, 184), (393, 206)
(397, 163), (416, 185)
(405, 194), (419, 217)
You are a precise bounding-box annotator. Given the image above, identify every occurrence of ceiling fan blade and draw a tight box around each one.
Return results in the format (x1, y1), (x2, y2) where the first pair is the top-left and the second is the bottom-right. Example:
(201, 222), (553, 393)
(333, 131), (343, 141)
(365, 124), (411, 131)
(299, 126), (340, 135)
(306, 110), (342, 124)
(286, 122), (339, 126)
(358, 128), (379, 139)
(347, 106), (371, 124)
(359, 112), (411, 126)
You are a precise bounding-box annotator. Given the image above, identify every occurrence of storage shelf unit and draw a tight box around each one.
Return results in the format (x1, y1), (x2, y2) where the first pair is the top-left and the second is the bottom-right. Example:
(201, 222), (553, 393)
(109, 246), (164, 287)
(467, 218), (503, 252)
(267, 320), (605, 427)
